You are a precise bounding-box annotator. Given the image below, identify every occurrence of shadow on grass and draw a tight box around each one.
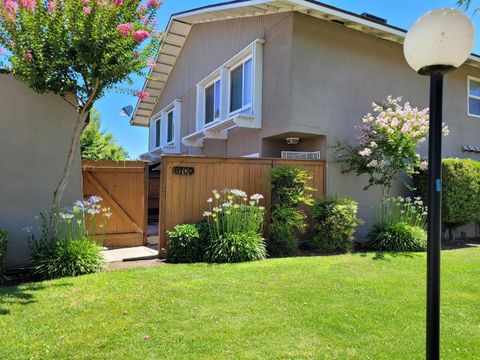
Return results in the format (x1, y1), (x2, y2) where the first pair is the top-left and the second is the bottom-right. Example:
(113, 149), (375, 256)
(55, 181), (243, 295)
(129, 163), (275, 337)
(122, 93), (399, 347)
(0, 282), (71, 315)
(356, 251), (422, 261)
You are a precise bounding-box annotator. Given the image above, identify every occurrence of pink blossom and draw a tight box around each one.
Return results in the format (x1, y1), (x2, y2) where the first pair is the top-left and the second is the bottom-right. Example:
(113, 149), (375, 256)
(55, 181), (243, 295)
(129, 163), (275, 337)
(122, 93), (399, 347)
(132, 30), (149, 43)
(147, 0), (161, 9)
(19, 0), (35, 11)
(367, 159), (378, 168)
(137, 4), (146, 13)
(24, 52), (33, 62)
(47, 0), (56, 11)
(81, 0), (89, 3)
(147, 58), (156, 69)
(359, 148), (372, 157)
(419, 161), (428, 170)
(116, 23), (132, 36)
(390, 117), (399, 127)
(83, 6), (91, 14)
(5, 0), (19, 19)
(0, 48), (5, 55)
(112, 0), (123, 6)
(136, 90), (150, 99)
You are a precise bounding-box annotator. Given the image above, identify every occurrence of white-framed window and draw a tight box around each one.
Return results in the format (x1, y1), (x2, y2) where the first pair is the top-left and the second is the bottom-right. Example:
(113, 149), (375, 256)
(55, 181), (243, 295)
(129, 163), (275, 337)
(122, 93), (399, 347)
(195, 39), (264, 132)
(468, 76), (480, 118)
(150, 99), (181, 154)
(205, 78), (221, 125)
(229, 57), (253, 115)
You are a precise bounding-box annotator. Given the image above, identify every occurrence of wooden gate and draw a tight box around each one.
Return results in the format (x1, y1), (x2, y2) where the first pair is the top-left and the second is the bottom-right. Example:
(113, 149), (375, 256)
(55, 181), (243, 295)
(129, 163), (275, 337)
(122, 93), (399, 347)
(82, 160), (148, 248)
(159, 156), (326, 249)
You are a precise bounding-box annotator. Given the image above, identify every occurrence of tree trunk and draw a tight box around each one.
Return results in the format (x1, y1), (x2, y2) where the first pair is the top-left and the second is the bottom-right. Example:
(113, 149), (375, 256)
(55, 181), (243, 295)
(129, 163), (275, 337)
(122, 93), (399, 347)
(49, 110), (89, 239)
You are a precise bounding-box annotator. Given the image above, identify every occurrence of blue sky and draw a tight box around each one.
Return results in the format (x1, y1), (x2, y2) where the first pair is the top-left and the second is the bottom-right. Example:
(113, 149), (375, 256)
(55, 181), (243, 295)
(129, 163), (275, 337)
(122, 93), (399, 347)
(95, 0), (480, 159)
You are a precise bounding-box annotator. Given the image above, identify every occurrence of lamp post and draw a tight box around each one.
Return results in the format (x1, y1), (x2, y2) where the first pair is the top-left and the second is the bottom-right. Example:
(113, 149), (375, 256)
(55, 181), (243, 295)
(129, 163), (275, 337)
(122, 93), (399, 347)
(404, 9), (474, 360)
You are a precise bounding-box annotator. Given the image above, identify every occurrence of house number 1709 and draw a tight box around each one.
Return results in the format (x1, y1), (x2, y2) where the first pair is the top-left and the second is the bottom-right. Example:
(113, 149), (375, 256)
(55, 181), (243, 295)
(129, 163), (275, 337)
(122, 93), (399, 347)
(172, 166), (195, 176)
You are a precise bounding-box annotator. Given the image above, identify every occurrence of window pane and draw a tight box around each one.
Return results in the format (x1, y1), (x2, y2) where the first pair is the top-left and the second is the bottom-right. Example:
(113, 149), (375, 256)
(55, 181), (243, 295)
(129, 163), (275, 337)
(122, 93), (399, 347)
(469, 97), (480, 116)
(230, 64), (243, 112)
(214, 80), (221, 120)
(470, 79), (480, 97)
(167, 111), (174, 143)
(205, 83), (215, 124)
(243, 58), (252, 106)
(155, 119), (160, 147)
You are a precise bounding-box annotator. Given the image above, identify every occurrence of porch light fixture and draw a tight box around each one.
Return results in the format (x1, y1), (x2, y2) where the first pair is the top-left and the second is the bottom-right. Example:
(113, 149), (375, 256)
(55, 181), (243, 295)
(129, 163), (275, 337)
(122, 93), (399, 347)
(286, 137), (300, 145)
(404, 8), (474, 360)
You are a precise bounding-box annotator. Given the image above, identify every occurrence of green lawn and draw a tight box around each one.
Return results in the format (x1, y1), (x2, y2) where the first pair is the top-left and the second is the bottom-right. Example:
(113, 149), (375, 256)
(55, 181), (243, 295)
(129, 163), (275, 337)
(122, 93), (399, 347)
(0, 248), (479, 359)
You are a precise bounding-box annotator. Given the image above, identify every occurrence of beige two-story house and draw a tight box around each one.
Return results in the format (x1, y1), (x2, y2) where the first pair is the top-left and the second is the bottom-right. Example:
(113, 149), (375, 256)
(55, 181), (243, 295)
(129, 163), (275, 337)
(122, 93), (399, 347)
(131, 0), (480, 234)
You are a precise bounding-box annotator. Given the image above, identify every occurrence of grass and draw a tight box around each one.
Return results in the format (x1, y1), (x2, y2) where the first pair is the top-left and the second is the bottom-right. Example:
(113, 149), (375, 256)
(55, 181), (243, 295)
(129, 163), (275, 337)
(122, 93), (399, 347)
(0, 248), (479, 359)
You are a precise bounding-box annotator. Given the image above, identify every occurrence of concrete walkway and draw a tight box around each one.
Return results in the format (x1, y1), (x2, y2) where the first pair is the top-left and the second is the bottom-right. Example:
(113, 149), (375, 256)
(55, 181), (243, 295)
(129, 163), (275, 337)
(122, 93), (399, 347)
(103, 246), (159, 262)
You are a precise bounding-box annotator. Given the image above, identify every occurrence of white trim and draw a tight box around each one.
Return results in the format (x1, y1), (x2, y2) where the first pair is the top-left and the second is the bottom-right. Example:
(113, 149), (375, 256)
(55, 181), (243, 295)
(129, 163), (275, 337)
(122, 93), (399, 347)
(467, 76), (480, 118)
(192, 38), (264, 140)
(149, 99), (182, 154)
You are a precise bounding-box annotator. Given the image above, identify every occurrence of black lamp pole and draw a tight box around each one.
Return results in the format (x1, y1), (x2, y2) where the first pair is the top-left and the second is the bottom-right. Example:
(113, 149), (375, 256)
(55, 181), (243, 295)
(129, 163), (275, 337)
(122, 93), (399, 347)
(420, 65), (454, 360)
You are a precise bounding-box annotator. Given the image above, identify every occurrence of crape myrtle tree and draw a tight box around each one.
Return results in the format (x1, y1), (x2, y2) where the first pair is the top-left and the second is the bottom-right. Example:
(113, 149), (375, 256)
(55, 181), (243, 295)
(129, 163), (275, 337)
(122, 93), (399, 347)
(335, 96), (449, 198)
(0, 0), (162, 215)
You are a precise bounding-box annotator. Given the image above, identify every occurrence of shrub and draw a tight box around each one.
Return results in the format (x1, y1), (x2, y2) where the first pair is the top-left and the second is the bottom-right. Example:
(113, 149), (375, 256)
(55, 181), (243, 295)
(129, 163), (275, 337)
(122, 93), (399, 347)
(366, 222), (427, 252)
(270, 167), (314, 207)
(311, 197), (363, 254)
(269, 206), (306, 256)
(413, 158), (480, 238)
(31, 238), (103, 280)
(269, 167), (315, 256)
(0, 229), (7, 283)
(166, 224), (206, 263)
(203, 189), (266, 263)
(205, 231), (266, 263)
(27, 197), (110, 279)
(379, 196), (427, 229)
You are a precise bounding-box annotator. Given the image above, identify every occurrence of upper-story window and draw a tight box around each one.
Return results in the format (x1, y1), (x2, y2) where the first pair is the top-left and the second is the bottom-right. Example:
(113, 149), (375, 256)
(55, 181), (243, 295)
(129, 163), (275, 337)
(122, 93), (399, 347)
(205, 78), (221, 124)
(195, 39), (264, 132)
(468, 76), (480, 118)
(150, 99), (181, 154)
(230, 58), (252, 114)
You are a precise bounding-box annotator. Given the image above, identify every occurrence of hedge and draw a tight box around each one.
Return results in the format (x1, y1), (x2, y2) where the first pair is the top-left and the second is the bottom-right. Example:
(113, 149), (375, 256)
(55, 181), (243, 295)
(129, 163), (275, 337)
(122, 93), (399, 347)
(412, 158), (480, 238)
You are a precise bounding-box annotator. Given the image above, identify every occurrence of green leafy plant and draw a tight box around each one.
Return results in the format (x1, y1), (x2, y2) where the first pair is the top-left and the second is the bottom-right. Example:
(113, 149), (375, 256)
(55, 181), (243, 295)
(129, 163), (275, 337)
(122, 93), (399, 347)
(269, 166), (315, 256)
(366, 222), (427, 252)
(81, 108), (129, 160)
(413, 158), (480, 240)
(311, 196), (363, 254)
(379, 196), (427, 229)
(28, 196), (111, 279)
(166, 224), (206, 264)
(270, 167), (314, 207)
(203, 189), (266, 263)
(269, 206), (306, 256)
(30, 238), (103, 280)
(0, 0), (162, 218)
(0, 229), (7, 283)
(205, 231), (266, 263)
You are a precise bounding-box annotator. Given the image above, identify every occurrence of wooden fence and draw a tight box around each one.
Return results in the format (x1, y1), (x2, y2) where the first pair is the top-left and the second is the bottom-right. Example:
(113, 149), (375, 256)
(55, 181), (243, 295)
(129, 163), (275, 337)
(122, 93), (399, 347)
(82, 160), (148, 248)
(158, 156), (326, 249)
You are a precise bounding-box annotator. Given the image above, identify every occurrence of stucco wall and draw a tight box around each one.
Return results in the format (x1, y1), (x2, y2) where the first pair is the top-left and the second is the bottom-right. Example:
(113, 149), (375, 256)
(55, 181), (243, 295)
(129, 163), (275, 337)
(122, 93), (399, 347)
(290, 13), (480, 235)
(0, 74), (82, 268)
(153, 12), (294, 157)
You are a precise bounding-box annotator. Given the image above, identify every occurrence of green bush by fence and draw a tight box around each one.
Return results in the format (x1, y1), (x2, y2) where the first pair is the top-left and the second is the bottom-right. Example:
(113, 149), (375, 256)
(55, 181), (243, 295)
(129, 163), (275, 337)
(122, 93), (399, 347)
(311, 197), (362, 254)
(413, 158), (480, 239)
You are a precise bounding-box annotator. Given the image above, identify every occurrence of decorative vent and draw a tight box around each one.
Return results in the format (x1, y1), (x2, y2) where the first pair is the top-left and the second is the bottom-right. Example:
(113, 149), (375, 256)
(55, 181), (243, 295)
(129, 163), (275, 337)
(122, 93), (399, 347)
(360, 12), (387, 25)
(281, 151), (321, 160)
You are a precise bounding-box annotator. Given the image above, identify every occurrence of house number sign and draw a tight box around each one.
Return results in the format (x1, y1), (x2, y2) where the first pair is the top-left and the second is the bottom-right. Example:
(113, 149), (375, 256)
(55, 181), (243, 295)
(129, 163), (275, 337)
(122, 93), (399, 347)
(172, 166), (195, 176)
